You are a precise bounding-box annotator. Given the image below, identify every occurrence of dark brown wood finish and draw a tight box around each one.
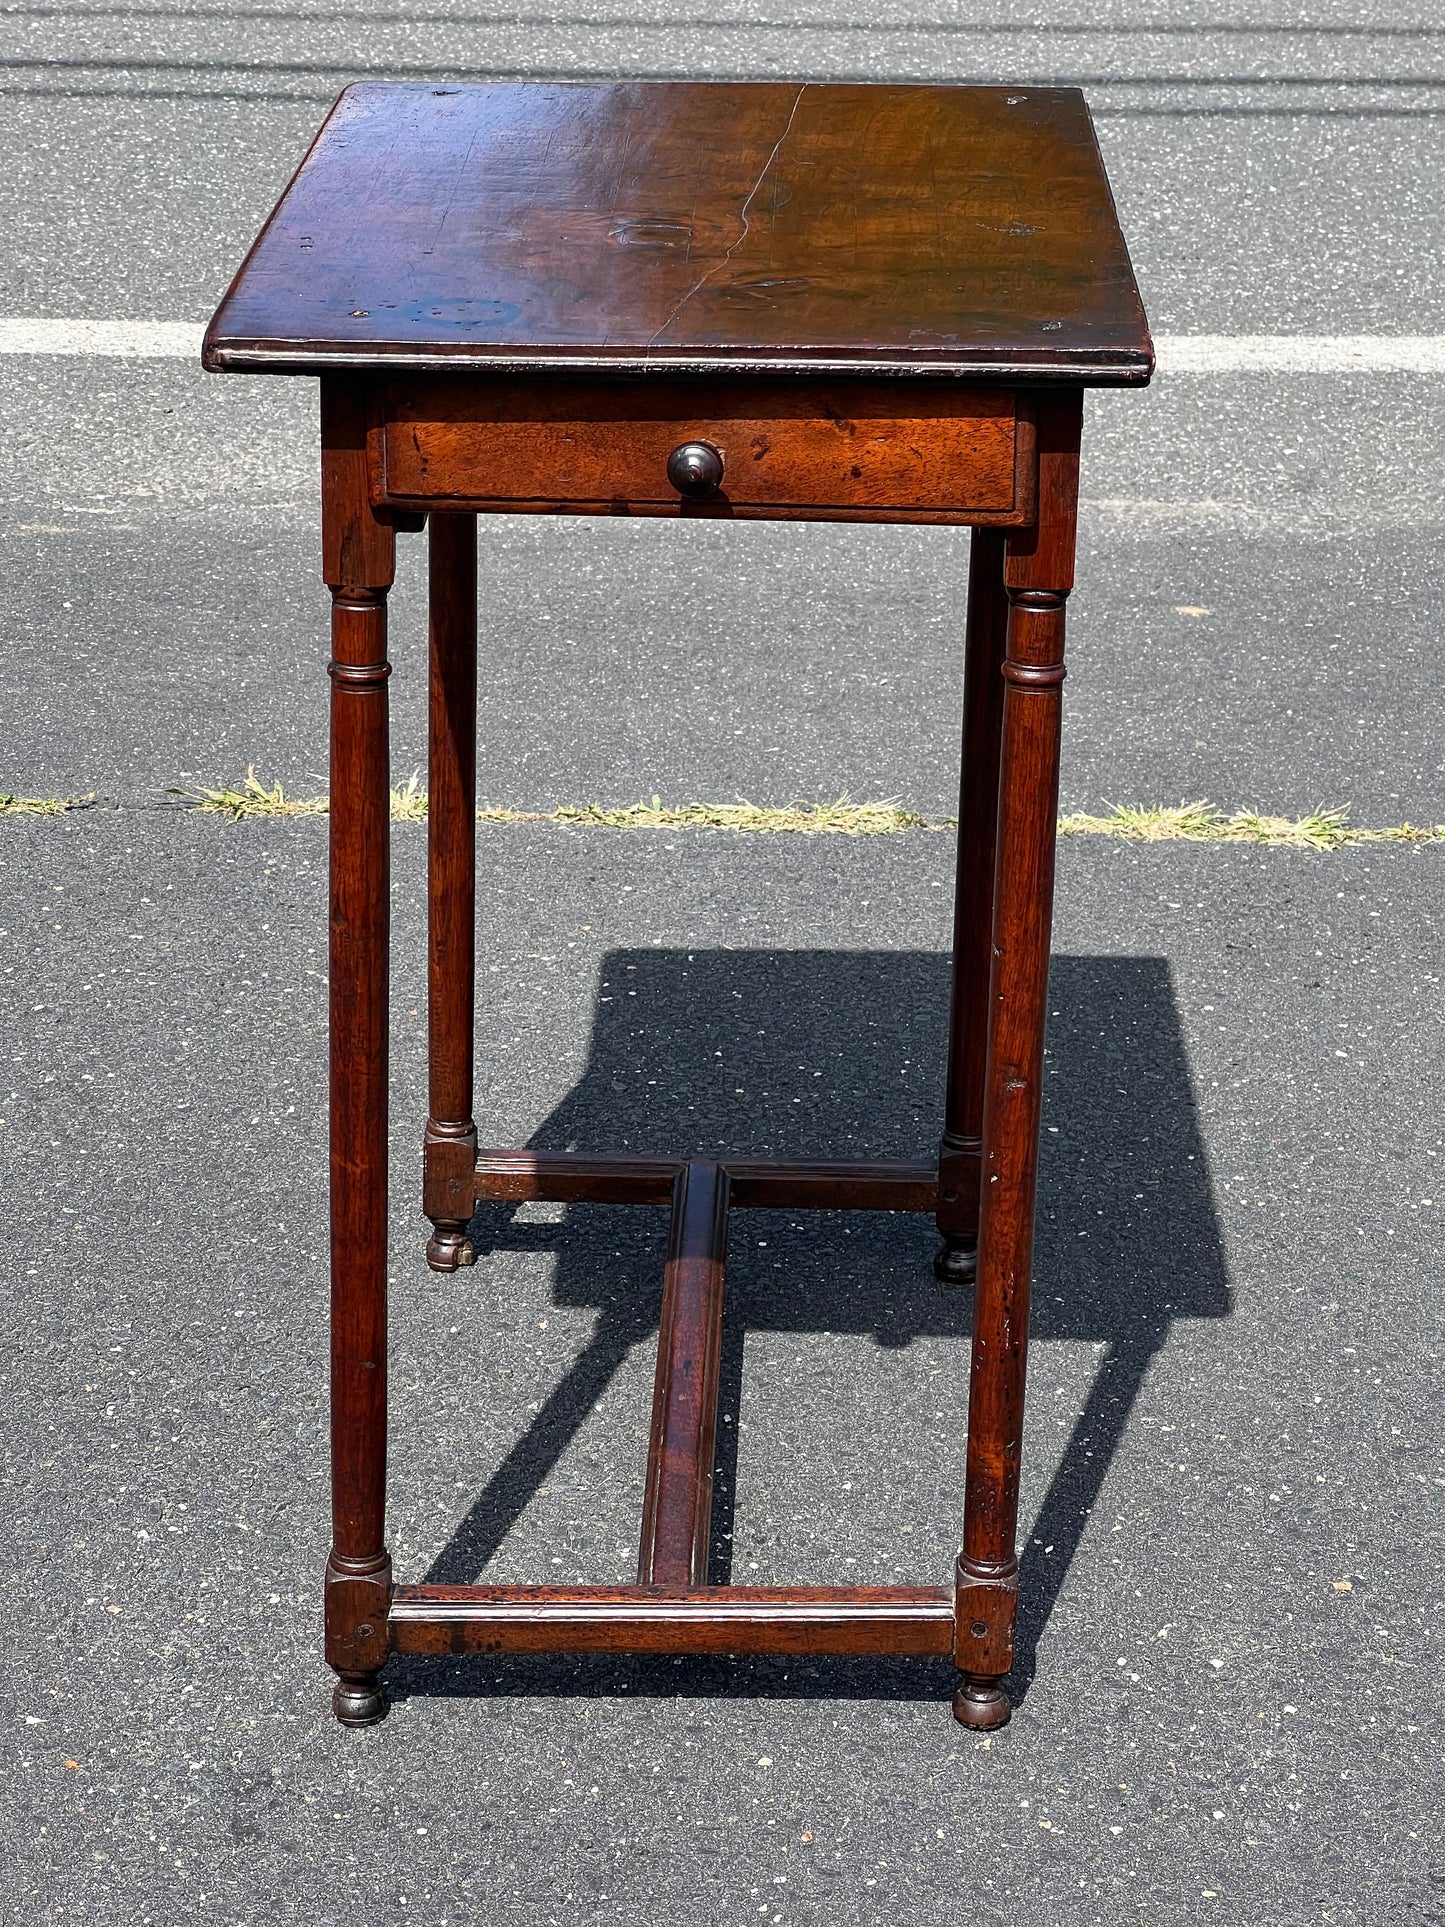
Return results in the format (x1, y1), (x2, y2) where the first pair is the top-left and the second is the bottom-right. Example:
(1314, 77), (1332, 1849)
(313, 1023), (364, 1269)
(935, 526), (1010, 1283)
(389, 1585), (954, 1656)
(320, 380), (396, 1729)
(638, 1160), (731, 1585)
(473, 1148), (936, 1214)
(953, 386), (1083, 1732)
(202, 83), (1152, 383)
(475, 1147), (683, 1207)
(375, 378), (1035, 526)
(423, 512), (480, 1272)
(722, 1158), (936, 1213)
(207, 79), (1149, 1736)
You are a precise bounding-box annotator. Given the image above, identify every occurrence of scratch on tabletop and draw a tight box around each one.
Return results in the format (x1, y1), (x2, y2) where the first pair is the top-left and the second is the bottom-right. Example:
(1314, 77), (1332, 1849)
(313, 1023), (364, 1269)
(647, 84), (808, 349)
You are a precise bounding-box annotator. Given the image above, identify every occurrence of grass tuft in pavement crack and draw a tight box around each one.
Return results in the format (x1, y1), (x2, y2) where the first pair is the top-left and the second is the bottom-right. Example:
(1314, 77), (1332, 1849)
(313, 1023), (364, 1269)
(0, 791), (91, 816)
(171, 768), (430, 823)
(1057, 801), (1444, 849)
(121, 775), (1445, 847)
(169, 768), (329, 820)
(171, 778), (928, 835)
(547, 796), (927, 835)
(389, 771), (428, 823)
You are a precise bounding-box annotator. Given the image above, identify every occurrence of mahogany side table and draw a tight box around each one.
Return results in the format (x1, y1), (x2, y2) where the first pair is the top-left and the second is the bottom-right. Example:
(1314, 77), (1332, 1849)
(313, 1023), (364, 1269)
(204, 79), (1152, 1732)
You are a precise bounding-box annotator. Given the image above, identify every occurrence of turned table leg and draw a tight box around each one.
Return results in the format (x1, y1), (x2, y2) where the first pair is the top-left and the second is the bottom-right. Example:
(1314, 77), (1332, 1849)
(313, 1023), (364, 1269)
(936, 525), (1008, 1285)
(424, 512), (480, 1271)
(954, 390), (1082, 1729)
(320, 383), (396, 1727)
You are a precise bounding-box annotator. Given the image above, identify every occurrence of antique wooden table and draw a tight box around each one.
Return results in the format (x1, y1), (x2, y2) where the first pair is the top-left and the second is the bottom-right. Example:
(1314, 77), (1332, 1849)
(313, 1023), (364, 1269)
(204, 79), (1152, 1732)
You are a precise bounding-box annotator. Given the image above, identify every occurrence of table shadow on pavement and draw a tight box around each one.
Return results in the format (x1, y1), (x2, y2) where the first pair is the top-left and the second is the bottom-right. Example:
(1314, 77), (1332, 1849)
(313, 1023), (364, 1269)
(389, 948), (1230, 1709)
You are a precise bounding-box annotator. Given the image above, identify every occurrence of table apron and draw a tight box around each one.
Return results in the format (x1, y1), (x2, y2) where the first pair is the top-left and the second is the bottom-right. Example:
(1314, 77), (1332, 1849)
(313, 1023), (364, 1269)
(369, 377), (1037, 525)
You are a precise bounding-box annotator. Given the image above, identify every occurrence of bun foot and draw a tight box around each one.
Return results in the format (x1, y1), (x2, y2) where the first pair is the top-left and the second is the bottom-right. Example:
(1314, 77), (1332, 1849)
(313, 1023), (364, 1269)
(933, 1235), (978, 1288)
(333, 1671), (389, 1727)
(952, 1674), (1012, 1730)
(426, 1226), (476, 1272)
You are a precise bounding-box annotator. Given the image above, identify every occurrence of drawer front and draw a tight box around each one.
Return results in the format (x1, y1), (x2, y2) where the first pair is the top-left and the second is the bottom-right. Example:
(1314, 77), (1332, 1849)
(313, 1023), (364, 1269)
(375, 379), (1034, 525)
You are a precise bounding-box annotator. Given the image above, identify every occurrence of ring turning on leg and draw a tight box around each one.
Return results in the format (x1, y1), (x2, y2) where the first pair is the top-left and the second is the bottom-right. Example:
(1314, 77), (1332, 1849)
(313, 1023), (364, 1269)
(321, 382), (398, 1724)
(953, 390), (1082, 1723)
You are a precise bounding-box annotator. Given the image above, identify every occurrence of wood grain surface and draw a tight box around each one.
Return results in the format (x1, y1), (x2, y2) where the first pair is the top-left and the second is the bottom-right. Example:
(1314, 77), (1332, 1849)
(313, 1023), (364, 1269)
(637, 1161), (731, 1586)
(936, 525), (1010, 1271)
(421, 511), (480, 1274)
(388, 1584), (956, 1656)
(376, 377), (1031, 522)
(320, 383), (396, 1722)
(470, 1149), (938, 1212)
(203, 81), (1152, 382)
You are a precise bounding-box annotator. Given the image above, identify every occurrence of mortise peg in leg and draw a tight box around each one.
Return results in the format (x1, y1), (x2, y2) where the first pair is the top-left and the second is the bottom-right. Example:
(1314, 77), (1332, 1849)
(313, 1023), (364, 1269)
(952, 1555), (1018, 1729)
(424, 1120), (478, 1269)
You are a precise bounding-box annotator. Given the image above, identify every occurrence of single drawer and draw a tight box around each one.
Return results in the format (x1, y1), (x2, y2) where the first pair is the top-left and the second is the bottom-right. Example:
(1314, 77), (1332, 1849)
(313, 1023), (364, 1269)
(373, 378), (1035, 525)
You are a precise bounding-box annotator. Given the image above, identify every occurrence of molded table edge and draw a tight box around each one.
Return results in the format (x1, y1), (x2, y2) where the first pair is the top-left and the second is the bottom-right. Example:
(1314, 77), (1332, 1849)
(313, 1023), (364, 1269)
(200, 341), (1154, 383)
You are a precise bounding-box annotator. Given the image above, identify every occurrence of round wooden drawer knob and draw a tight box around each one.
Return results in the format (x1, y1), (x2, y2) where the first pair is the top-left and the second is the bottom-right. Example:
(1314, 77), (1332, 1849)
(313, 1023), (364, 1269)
(666, 440), (724, 496)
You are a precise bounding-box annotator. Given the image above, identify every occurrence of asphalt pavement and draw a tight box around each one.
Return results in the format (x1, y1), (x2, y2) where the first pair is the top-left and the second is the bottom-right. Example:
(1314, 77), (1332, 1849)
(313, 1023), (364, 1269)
(0, 6), (1441, 1925)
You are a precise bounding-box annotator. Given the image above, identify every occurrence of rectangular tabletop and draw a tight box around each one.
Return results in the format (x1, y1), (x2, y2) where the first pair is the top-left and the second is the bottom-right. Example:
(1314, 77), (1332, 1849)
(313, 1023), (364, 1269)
(203, 81), (1152, 384)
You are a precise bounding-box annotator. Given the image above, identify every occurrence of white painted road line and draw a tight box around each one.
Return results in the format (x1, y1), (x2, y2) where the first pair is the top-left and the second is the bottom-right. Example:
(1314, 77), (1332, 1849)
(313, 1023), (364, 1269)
(1158, 335), (1445, 374)
(1, 319), (1445, 373)
(0, 318), (204, 357)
